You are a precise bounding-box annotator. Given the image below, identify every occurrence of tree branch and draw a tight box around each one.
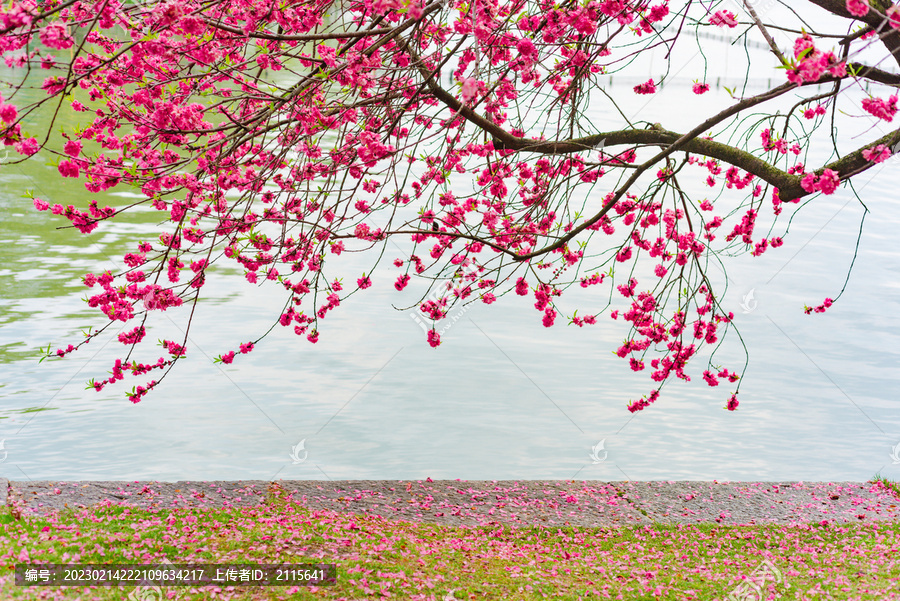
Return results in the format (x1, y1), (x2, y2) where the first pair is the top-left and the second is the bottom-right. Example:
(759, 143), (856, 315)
(743, 0), (788, 65)
(202, 20), (395, 41)
(808, 0), (900, 68)
(846, 61), (900, 85)
(417, 59), (900, 202)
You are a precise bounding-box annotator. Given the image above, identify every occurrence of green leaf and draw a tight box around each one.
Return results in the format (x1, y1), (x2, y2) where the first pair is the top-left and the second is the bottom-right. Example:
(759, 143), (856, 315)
(37, 343), (52, 363)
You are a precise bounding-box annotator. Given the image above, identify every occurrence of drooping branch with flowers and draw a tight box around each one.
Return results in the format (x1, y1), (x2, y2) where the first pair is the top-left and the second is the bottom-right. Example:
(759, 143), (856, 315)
(2, 0), (898, 409)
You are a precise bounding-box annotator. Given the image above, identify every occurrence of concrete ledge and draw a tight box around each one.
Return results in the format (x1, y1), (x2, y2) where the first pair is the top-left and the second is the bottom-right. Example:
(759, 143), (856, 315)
(5, 480), (900, 526)
(6, 480), (271, 516)
(613, 480), (900, 525)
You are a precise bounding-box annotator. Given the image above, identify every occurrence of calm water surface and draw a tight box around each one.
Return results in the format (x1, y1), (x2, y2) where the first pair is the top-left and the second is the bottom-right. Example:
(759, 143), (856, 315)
(1, 67), (899, 483)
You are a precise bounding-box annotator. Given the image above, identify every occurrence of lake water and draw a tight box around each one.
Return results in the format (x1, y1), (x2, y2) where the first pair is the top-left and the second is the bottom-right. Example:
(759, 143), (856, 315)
(2, 39), (900, 483)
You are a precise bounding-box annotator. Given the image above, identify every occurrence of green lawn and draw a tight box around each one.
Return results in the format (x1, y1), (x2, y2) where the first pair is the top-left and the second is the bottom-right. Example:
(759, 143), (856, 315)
(1, 481), (899, 600)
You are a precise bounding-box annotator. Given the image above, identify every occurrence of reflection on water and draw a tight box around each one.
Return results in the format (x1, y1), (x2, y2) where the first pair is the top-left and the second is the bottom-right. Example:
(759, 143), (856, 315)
(1, 73), (899, 483)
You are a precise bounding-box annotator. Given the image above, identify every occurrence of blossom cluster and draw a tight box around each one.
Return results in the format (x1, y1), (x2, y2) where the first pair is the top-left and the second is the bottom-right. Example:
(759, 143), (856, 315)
(6, 0), (875, 411)
(786, 33), (846, 85)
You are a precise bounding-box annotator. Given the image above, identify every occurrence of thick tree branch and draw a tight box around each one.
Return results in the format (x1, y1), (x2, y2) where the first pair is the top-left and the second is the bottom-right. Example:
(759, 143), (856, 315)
(420, 66), (900, 202)
(846, 61), (900, 85)
(808, 0), (900, 68)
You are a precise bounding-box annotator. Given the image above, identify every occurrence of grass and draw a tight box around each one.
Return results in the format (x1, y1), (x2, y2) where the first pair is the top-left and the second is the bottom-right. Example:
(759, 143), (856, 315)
(873, 474), (900, 498)
(0, 480), (898, 600)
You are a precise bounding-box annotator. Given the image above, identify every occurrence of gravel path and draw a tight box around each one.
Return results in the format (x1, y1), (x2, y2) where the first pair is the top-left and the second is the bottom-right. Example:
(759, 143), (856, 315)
(3, 479), (899, 527)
